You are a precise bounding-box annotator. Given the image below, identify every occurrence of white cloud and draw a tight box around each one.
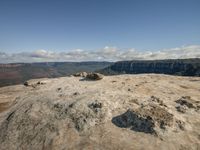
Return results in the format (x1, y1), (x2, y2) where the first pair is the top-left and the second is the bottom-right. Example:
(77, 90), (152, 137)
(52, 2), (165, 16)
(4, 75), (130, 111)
(0, 45), (200, 63)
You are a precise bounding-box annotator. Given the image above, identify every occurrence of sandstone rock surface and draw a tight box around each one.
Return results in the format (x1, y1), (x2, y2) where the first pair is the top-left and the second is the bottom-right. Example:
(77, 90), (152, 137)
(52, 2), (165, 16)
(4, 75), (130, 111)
(0, 74), (200, 150)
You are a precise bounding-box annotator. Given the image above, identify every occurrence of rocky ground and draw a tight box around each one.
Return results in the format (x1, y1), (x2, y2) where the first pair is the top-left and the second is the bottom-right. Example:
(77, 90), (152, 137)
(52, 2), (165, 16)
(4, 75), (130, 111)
(0, 74), (200, 150)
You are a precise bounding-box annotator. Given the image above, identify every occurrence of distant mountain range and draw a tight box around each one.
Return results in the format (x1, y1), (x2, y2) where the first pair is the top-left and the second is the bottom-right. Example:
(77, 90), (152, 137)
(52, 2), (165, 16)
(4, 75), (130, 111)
(1, 58), (200, 87)
(0, 62), (113, 87)
(99, 58), (200, 76)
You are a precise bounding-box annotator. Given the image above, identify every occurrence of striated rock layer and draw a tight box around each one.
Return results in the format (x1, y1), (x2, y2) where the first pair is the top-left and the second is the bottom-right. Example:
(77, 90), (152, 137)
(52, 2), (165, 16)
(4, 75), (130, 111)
(0, 74), (200, 150)
(100, 58), (200, 76)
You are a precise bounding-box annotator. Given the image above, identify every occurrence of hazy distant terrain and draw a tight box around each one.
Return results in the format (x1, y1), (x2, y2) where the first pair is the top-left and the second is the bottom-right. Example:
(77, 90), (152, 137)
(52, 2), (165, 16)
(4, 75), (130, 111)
(1, 58), (200, 88)
(0, 62), (112, 87)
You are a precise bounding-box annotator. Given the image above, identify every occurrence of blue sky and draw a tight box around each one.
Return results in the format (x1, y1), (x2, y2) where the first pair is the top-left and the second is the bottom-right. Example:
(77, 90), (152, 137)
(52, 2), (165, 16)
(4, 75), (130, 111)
(0, 0), (200, 62)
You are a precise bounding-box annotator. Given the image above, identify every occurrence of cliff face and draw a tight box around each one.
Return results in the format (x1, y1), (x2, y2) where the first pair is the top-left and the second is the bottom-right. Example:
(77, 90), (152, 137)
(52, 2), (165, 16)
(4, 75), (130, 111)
(100, 59), (200, 76)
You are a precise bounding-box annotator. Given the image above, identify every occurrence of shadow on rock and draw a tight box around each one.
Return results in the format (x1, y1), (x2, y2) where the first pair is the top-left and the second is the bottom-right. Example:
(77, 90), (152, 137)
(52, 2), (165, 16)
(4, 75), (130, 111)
(112, 109), (156, 134)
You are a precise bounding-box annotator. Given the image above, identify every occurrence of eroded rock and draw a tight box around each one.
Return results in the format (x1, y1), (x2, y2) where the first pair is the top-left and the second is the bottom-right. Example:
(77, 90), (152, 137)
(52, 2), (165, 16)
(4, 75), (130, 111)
(112, 104), (175, 135)
(24, 80), (48, 88)
(176, 105), (187, 113)
(53, 99), (106, 132)
(150, 96), (167, 107)
(112, 109), (156, 134)
(0, 98), (108, 150)
(0, 74), (199, 150)
(88, 100), (103, 113)
(73, 72), (87, 77)
(137, 105), (174, 129)
(175, 96), (200, 112)
(86, 73), (104, 80)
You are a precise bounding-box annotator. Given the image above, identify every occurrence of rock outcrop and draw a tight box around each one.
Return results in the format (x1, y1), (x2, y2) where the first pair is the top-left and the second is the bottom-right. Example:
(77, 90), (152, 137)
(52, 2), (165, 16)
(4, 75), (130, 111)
(85, 73), (104, 80)
(24, 79), (49, 88)
(0, 74), (200, 150)
(175, 96), (200, 112)
(73, 72), (88, 77)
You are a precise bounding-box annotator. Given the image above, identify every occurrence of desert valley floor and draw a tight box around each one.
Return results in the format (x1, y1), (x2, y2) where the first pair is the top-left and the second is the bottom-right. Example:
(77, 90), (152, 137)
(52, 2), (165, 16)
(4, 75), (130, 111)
(0, 74), (200, 150)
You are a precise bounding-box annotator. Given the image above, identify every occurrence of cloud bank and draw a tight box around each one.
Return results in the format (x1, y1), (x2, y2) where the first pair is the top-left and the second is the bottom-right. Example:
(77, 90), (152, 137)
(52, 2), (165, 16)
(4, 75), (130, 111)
(0, 45), (200, 63)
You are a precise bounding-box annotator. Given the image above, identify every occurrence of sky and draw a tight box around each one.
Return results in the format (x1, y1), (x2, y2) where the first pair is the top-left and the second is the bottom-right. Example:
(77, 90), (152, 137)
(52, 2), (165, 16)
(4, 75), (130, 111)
(0, 0), (200, 62)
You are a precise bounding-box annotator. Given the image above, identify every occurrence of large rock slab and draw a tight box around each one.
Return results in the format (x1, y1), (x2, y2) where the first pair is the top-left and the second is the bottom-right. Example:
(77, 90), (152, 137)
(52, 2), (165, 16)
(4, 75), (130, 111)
(0, 74), (200, 150)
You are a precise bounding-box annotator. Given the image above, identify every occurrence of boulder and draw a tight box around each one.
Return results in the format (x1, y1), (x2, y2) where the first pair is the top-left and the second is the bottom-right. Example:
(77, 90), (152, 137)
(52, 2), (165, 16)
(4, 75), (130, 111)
(86, 73), (104, 80)
(73, 72), (87, 77)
